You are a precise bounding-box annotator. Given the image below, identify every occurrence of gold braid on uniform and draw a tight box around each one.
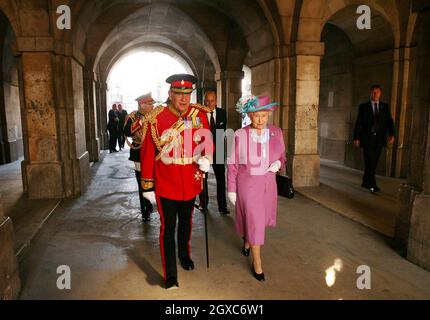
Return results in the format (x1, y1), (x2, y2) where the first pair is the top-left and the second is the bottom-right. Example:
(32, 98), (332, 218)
(146, 106), (165, 152)
(190, 103), (211, 113)
(124, 111), (149, 150)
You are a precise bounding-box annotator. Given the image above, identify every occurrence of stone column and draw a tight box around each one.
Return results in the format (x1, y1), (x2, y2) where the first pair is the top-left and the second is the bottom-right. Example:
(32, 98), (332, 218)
(83, 70), (100, 162)
(19, 51), (65, 198)
(17, 37), (90, 199)
(98, 81), (109, 150)
(215, 70), (244, 130)
(406, 129), (430, 270)
(395, 10), (430, 270)
(288, 41), (325, 187)
(0, 197), (20, 299)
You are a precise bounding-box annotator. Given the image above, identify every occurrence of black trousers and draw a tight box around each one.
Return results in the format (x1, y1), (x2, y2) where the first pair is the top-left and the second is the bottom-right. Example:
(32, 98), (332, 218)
(134, 171), (153, 214)
(156, 196), (195, 281)
(108, 129), (118, 152)
(362, 146), (383, 188)
(117, 132), (125, 149)
(199, 164), (227, 211)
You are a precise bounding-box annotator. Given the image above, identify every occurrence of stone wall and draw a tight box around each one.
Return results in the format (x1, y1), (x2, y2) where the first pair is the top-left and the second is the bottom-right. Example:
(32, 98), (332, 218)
(319, 24), (354, 163)
(71, 59), (90, 194)
(0, 200), (20, 299)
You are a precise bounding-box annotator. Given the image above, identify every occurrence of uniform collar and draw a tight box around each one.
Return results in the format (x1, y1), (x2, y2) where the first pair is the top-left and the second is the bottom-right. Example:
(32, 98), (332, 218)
(168, 104), (189, 117)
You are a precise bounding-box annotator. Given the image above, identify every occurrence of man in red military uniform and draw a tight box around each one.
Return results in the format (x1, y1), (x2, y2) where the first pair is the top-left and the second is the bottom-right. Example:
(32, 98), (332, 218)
(123, 93), (156, 222)
(140, 74), (212, 289)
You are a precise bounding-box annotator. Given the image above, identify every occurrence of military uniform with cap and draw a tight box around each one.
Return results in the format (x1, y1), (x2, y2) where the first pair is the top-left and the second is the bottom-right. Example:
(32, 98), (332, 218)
(123, 93), (156, 221)
(140, 74), (213, 289)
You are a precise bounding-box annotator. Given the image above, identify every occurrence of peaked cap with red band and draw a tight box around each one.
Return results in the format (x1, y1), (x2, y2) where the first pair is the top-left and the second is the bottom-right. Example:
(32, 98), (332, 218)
(135, 92), (155, 104)
(166, 74), (197, 94)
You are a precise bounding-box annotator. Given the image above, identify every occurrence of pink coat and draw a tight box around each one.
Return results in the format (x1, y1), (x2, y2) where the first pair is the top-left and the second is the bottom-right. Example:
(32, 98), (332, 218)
(227, 125), (286, 245)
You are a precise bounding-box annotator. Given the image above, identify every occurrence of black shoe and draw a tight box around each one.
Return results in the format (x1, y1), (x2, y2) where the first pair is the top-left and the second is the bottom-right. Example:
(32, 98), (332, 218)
(241, 238), (250, 256)
(142, 211), (151, 222)
(374, 186), (381, 192)
(251, 262), (265, 282)
(220, 209), (230, 215)
(180, 257), (194, 271)
(242, 246), (250, 257)
(165, 277), (179, 289)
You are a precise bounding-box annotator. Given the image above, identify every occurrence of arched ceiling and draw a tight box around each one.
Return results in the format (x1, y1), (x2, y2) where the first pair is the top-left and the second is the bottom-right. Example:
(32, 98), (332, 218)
(326, 5), (394, 56)
(72, 0), (277, 81)
(93, 3), (219, 81)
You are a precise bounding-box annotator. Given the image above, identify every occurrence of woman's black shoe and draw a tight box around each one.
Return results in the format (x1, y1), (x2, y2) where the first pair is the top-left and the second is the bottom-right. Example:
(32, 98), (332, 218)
(242, 246), (250, 256)
(241, 237), (250, 256)
(251, 262), (265, 281)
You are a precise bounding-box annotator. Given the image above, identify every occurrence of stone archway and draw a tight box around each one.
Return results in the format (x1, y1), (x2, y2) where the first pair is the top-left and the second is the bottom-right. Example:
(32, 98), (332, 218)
(289, 0), (399, 187)
(318, 5), (395, 177)
(0, 10), (23, 166)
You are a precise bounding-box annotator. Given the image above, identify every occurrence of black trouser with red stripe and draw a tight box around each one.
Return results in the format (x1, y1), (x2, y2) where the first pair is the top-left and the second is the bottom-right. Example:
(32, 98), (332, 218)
(156, 196), (195, 281)
(134, 171), (153, 215)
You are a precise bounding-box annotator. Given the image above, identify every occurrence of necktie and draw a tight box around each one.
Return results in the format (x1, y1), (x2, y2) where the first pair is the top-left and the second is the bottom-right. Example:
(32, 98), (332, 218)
(373, 102), (379, 130)
(210, 111), (215, 132)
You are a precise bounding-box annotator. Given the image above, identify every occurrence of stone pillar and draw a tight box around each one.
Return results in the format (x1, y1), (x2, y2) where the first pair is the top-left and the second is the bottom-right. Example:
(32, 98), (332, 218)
(20, 51), (65, 198)
(83, 70), (100, 162)
(0, 198), (21, 299)
(288, 41), (325, 187)
(395, 10), (430, 270)
(215, 70), (244, 130)
(392, 46), (413, 178)
(406, 134), (430, 270)
(97, 81), (109, 150)
(17, 39), (90, 199)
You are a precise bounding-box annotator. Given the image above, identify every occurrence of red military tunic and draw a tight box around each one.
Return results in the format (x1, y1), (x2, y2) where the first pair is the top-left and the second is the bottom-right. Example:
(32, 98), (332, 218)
(140, 104), (212, 201)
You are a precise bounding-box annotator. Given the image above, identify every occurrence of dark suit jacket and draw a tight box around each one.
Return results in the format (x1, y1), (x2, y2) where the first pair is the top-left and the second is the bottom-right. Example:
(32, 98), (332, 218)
(353, 101), (395, 148)
(107, 109), (119, 132)
(118, 110), (128, 134)
(211, 107), (227, 165)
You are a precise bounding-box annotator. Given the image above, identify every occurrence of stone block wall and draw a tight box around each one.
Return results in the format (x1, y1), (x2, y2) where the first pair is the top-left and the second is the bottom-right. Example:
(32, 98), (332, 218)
(0, 202), (20, 300)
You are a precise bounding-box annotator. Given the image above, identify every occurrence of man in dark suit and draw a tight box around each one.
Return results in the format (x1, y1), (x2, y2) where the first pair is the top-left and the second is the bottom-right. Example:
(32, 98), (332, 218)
(107, 103), (119, 153)
(117, 104), (128, 150)
(353, 85), (395, 193)
(199, 91), (230, 214)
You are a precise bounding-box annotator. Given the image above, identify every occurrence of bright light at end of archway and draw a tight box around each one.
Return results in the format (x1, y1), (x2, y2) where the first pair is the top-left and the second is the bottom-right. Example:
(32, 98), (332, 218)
(107, 51), (194, 112)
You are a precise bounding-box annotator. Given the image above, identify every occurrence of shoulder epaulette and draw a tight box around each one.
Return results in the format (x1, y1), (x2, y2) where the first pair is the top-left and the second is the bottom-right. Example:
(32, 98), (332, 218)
(146, 106), (165, 123)
(190, 103), (211, 113)
(127, 110), (138, 121)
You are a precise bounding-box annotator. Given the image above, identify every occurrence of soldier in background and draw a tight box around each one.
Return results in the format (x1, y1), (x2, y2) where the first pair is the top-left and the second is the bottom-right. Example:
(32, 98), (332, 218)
(123, 94), (156, 222)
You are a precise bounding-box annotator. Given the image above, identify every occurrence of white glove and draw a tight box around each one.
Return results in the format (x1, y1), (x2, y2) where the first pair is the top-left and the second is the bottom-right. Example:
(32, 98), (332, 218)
(197, 157), (210, 173)
(228, 192), (237, 206)
(142, 191), (156, 204)
(267, 160), (281, 173)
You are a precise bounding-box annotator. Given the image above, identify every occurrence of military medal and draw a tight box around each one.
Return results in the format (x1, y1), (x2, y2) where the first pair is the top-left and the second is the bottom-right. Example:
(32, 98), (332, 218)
(195, 116), (201, 128)
(194, 170), (202, 181)
(184, 117), (193, 129)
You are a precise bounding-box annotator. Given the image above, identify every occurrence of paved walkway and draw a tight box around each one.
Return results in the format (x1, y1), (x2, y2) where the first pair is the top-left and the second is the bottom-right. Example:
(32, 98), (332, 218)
(297, 159), (404, 237)
(0, 158), (60, 257)
(18, 150), (430, 299)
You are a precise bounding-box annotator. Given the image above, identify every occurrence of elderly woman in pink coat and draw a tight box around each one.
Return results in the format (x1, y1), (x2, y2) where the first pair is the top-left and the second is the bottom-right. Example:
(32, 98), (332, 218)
(227, 95), (286, 281)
